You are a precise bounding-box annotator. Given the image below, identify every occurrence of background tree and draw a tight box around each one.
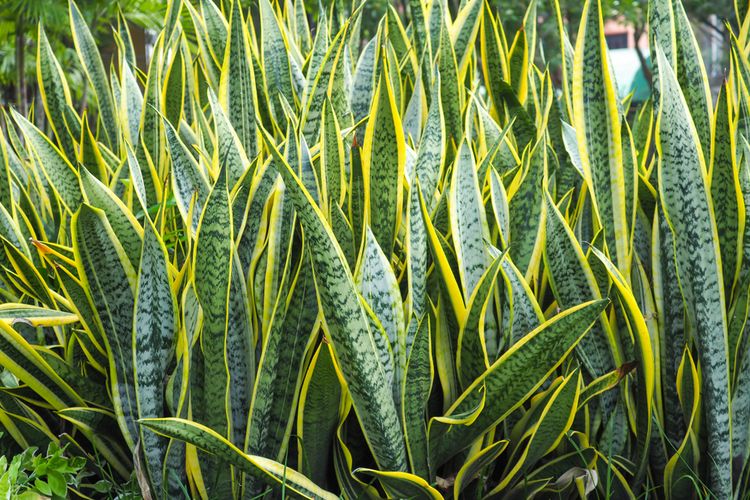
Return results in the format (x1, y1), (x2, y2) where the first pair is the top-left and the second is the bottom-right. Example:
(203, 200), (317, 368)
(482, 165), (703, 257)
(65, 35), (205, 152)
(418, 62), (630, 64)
(492, 0), (735, 90)
(0, 0), (164, 114)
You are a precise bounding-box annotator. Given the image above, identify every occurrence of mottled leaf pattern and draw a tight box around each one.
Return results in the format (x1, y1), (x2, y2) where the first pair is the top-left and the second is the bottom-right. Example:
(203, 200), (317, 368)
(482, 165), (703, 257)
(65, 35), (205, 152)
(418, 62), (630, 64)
(656, 46), (731, 497)
(0, 2), (745, 498)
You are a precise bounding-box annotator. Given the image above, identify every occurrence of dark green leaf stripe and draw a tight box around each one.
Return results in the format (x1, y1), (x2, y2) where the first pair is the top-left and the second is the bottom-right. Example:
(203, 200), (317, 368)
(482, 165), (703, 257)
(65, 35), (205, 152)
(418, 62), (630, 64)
(710, 83), (742, 296)
(451, 0), (482, 77)
(438, 19), (462, 145)
(235, 162), (276, 272)
(248, 252), (317, 464)
(350, 37), (376, 131)
(481, 7), (507, 121)
(494, 80), (536, 149)
(257, 178), (296, 333)
(137, 47), (163, 204)
(192, 165), (235, 496)
(403, 77), (423, 145)
(37, 26), (78, 160)
(490, 169), (510, 248)
(330, 202), (356, 270)
(165, 120), (211, 233)
(407, 179), (429, 323)
(456, 254), (504, 389)
(652, 208), (686, 448)
(356, 227), (405, 398)
(80, 169), (143, 270)
(427, 0), (444, 60)
(162, 42), (185, 128)
(193, 166), (233, 440)
(208, 89), (249, 188)
(321, 100), (345, 209)
(120, 61), (143, 148)
(649, 0), (712, 159)
(414, 77), (445, 209)
(409, 0), (429, 73)
(201, 0), (227, 64)
(125, 145), (149, 215)
(498, 254), (544, 346)
(508, 139), (546, 277)
(672, 0), (713, 159)
(302, 26), (349, 143)
(260, 0), (295, 120)
(226, 254), (254, 449)
(361, 296), (396, 400)
(508, 29), (528, 106)
(298, 343), (341, 488)
(185, 2), (220, 89)
(299, 134), (321, 206)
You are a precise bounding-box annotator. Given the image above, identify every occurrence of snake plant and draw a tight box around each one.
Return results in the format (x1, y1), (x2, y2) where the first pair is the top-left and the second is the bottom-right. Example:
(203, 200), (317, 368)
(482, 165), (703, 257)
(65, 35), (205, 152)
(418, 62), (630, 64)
(0, 0), (746, 498)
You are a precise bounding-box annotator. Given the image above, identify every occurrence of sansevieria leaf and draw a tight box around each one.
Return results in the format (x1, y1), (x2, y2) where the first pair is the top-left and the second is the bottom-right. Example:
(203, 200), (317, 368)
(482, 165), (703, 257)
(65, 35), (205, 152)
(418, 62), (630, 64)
(655, 45), (731, 497)
(11, 110), (82, 214)
(140, 418), (338, 499)
(429, 299), (608, 466)
(73, 205), (138, 449)
(69, 1), (118, 149)
(363, 67), (405, 257)
(192, 165), (234, 495)
(133, 220), (177, 497)
(259, 126), (408, 472)
(573, 0), (630, 275)
(0, 304), (77, 327)
(220, 0), (259, 159)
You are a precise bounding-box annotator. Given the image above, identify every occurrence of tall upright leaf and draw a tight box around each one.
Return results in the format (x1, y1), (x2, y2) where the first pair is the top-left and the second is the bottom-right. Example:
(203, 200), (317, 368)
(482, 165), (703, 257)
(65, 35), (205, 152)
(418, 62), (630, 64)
(655, 46), (731, 497)
(73, 206), (138, 450)
(573, 0), (630, 276)
(259, 127), (408, 472)
(220, 0), (259, 159)
(363, 68), (405, 257)
(69, 1), (118, 149)
(133, 221), (177, 497)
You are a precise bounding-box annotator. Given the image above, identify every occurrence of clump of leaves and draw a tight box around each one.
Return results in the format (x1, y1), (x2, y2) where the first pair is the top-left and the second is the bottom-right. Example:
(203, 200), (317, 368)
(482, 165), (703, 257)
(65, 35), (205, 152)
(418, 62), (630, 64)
(0, 0), (745, 497)
(0, 441), (109, 499)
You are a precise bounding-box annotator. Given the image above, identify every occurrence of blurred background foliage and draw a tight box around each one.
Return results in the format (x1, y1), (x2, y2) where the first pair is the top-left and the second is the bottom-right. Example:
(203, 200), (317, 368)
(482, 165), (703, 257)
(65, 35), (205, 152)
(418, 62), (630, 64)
(0, 0), (735, 120)
(0, 0), (164, 113)
(354, 0), (734, 88)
